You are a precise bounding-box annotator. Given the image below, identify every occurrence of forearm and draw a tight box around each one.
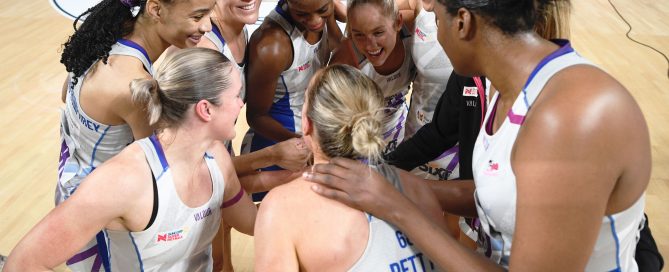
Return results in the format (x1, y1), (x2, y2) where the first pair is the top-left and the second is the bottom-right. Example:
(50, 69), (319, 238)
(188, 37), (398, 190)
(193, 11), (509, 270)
(426, 180), (477, 217)
(239, 170), (301, 193)
(386, 123), (455, 170)
(393, 198), (503, 271)
(248, 115), (300, 143)
(233, 148), (277, 175)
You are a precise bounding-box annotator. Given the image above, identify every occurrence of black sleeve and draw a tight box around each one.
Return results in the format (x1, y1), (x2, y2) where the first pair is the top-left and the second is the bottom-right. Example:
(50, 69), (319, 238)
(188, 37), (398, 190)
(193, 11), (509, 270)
(386, 71), (463, 170)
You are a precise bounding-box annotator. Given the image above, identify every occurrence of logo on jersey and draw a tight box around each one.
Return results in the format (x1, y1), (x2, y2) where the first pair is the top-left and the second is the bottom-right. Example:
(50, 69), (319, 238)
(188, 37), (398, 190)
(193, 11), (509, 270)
(297, 62), (311, 72)
(156, 227), (188, 242)
(415, 28), (427, 41)
(484, 160), (500, 176)
(463, 86), (478, 97)
(387, 72), (401, 82)
(194, 207), (212, 222)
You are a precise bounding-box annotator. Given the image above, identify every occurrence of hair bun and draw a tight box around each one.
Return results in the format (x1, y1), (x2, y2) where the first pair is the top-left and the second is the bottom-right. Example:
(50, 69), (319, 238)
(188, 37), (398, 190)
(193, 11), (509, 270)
(349, 111), (384, 164)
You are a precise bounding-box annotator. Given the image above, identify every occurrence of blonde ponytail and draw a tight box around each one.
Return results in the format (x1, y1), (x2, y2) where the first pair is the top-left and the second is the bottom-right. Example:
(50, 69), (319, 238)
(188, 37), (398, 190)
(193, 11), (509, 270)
(306, 64), (385, 164)
(129, 48), (234, 129)
(130, 78), (162, 125)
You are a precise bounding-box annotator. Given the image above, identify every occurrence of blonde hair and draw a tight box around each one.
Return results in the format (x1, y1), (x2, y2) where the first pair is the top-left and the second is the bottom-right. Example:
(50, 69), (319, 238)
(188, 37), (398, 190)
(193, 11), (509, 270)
(535, 0), (571, 39)
(306, 64), (385, 164)
(130, 47), (234, 128)
(346, 0), (399, 36)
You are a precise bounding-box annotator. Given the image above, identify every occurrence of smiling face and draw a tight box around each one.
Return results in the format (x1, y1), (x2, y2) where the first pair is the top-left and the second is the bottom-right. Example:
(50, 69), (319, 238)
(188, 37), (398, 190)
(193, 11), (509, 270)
(286, 0), (334, 33)
(216, 0), (261, 25)
(348, 3), (401, 67)
(157, 0), (216, 48)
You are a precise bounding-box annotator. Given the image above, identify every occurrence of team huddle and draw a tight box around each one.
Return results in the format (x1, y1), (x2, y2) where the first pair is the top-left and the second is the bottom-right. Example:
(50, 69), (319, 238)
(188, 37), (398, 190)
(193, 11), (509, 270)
(3, 0), (664, 271)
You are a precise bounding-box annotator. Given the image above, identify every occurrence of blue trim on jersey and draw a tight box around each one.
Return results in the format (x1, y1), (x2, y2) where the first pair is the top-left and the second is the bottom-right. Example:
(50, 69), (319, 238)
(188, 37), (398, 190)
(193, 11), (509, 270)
(274, 0), (294, 25)
(117, 39), (153, 66)
(149, 134), (169, 172)
(521, 39), (574, 108)
(86, 125), (111, 174)
(210, 22), (226, 49)
(204, 152), (215, 159)
(608, 215), (622, 271)
(95, 231), (112, 272)
(105, 230), (113, 272)
(268, 75), (297, 132)
(129, 233), (145, 272)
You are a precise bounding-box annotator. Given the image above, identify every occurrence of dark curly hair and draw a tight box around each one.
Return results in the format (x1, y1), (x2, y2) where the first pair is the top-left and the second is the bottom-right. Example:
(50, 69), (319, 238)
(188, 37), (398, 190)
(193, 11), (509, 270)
(436, 0), (570, 36)
(60, 0), (148, 85)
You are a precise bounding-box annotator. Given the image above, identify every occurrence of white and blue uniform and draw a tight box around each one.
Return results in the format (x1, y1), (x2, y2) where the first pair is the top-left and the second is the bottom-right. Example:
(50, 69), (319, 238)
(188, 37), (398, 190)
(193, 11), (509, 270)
(348, 164), (438, 272)
(102, 135), (223, 271)
(203, 22), (248, 101)
(407, 9), (458, 181)
(356, 27), (416, 155)
(241, 1), (330, 157)
(57, 39), (152, 204)
(472, 40), (645, 270)
(57, 39), (152, 272)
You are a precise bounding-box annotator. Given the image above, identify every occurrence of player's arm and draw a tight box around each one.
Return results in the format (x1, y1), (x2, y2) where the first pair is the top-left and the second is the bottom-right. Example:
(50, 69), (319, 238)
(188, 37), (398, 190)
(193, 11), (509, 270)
(333, 0), (347, 22)
(254, 189), (300, 271)
(212, 142), (257, 236)
(396, 0), (420, 29)
(233, 137), (310, 175)
(508, 66), (646, 271)
(328, 38), (359, 67)
(326, 3), (344, 53)
(245, 25), (300, 142)
(397, 169), (448, 229)
(5, 154), (144, 271)
(239, 170), (303, 193)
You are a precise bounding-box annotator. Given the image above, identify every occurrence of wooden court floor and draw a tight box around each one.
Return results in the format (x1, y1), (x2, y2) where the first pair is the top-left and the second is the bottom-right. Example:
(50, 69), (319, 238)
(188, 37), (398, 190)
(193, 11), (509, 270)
(0, 0), (667, 271)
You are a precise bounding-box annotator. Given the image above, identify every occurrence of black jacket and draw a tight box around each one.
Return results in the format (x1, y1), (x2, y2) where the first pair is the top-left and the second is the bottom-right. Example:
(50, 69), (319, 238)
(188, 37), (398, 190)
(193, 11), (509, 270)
(386, 73), (486, 180)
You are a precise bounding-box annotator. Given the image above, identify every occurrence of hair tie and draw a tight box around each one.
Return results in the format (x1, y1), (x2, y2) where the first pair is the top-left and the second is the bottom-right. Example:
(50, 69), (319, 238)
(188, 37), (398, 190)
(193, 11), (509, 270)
(120, 0), (140, 8)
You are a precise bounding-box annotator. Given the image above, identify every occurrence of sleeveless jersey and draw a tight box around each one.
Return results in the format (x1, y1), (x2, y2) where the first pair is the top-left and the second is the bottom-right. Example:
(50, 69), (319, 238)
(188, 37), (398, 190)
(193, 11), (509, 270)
(407, 9), (458, 181)
(348, 164), (438, 272)
(241, 1), (330, 155)
(203, 22), (248, 101)
(356, 27), (416, 155)
(59, 40), (152, 272)
(471, 40), (645, 270)
(105, 135), (224, 271)
(57, 39), (152, 204)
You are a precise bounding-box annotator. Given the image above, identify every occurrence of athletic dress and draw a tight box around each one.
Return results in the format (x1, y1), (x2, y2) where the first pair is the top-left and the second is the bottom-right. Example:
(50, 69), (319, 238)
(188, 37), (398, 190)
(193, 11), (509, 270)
(355, 27), (417, 155)
(103, 135), (224, 271)
(59, 39), (153, 272)
(472, 40), (646, 270)
(347, 164), (438, 272)
(241, 0), (330, 156)
(57, 39), (152, 204)
(407, 9), (458, 181)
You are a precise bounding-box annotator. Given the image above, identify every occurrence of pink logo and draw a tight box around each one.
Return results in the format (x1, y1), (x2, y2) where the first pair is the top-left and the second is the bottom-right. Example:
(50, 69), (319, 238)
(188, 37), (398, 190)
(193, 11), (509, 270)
(297, 62), (311, 72)
(463, 87), (478, 97)
(484, 160), (500, 176)
(415, 28), (427, 41)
